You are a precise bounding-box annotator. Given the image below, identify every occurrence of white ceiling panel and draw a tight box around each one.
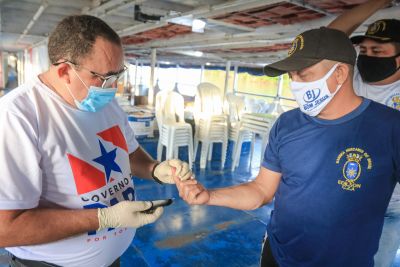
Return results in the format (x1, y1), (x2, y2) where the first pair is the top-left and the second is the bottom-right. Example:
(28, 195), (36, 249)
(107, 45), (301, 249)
(0, 0), (398, 67)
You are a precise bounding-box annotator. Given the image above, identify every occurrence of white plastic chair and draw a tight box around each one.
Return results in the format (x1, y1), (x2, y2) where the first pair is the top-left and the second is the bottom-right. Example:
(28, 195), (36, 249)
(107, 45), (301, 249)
(155, 90), (194, 167)
(231, 113), (276, 170)
(193, 83), (228, 169)
(268, 98), (285, 115)
(244, 97), (270, 113)
(225, 94), (253, 161)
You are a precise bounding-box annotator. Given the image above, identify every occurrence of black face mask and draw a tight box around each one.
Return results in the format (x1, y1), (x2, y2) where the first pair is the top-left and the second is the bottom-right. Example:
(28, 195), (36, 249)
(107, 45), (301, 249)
(357, 53), (400, 83)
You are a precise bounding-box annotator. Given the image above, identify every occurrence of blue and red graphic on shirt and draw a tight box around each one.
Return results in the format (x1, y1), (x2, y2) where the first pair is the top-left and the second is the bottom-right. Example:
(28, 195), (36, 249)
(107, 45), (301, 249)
(67, 125), (128, 195)
(67, 125), (135, 236)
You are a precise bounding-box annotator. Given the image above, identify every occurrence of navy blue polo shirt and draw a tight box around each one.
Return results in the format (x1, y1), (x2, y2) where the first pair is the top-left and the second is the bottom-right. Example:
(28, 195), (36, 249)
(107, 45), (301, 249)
(262, 99), (400, 267)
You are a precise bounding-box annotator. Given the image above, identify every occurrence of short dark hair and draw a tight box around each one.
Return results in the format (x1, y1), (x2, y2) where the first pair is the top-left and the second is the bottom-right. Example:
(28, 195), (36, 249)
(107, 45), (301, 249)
(48, 15), (121, 64)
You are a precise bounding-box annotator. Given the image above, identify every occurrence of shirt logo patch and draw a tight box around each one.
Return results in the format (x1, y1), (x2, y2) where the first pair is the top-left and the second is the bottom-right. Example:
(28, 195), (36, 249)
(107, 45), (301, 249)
(67, 125), (135, 237)
(385, 93), (400, 111)
(67, 125), (128, 194)
(336, 148), (373, 191)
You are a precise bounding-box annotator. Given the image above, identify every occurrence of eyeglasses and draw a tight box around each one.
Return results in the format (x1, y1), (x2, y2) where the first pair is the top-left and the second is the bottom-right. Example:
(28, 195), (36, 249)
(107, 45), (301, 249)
(54, 60), (127, 88)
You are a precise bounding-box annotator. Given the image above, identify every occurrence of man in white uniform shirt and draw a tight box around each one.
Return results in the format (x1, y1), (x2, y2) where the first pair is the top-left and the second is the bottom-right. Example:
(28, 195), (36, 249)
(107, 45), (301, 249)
(0, 15), (191, 267)
(329, 1), (400, 266)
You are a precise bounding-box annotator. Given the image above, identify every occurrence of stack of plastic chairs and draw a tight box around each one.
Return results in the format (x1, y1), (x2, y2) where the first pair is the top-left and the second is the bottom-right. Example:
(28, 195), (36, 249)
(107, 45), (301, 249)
(225, 93), (253, 162)
(155, 90), (194, 167)
(231, 97), (275, 170)
(244, 97), (270, 113)
(268, 98), (285, 115)
(231, 113), (275, 170)
(193, 83), (228, 169)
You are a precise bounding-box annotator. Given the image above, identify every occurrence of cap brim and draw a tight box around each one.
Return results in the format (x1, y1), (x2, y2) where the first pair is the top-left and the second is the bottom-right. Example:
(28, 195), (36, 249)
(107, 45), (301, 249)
(351, 34), (392, 44)
(263, 57), (321, 77)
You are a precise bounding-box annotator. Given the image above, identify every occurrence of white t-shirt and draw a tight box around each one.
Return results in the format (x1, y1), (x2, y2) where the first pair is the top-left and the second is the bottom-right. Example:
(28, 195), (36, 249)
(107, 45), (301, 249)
(353, 68), (400, 110)
(0, 77), (139, 267)
(353, 68), (400, 203)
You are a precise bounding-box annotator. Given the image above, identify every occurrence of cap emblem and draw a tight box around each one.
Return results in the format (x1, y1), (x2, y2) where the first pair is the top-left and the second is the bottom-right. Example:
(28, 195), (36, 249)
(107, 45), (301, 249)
(288, 35), (304, 56)
(367, 20), (386, 35)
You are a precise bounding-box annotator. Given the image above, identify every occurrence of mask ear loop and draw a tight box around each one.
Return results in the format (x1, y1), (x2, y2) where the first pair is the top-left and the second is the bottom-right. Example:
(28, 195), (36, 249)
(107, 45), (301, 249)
(65, 66), (90, 105)
(326, 63), (342, 96)
(331, 83), (343, 97)
(70, 66), (90, 91)
(324, 63), (339, 80)
(65, 83), (83, 109)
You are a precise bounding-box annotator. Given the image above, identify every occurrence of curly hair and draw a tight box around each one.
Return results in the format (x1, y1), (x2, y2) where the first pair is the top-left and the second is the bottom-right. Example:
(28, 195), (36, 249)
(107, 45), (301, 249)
(48, 15), (121, 65)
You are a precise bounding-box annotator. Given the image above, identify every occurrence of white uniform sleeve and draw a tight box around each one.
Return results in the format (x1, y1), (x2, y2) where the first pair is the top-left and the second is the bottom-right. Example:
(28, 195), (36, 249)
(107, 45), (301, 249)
(0, 111), (42, 209)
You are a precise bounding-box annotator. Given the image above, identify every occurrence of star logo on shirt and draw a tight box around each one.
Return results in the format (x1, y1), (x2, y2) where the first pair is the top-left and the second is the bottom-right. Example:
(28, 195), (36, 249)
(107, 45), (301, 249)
(93, 140), (122, 183)
(346, 163), (358, 180)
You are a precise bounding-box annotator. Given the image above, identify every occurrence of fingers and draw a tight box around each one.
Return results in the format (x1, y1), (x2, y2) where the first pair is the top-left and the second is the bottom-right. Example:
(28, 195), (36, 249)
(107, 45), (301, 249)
(168, 159), (183, 176)
(172, 175), (180, 185)
(177, 162), (191, 180)
(98, 201), (158, 230)
(124, 200), (152, 212)
(183, 185), (205, 202)
(140, 207), (164, 226)
(179, 167), (192, 181)
(175, 179), (207, 205)
(168, 160), (192, 181)
(174, 176), (198, 189)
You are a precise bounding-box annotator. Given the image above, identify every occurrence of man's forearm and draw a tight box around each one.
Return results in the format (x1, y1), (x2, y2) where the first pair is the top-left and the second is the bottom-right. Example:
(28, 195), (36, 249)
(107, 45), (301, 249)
(327, 0), (391, 35)
(208, 182), (272, 210)
(0, 208), (98, 247)
(129, 147), (158, 180)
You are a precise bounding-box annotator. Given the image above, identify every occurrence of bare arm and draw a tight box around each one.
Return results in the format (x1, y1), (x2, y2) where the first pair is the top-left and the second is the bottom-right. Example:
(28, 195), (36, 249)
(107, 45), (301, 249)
(0, 208), (98, 247)
(175, 167), (281, 210)
(129, 146), (158, 180)
(208, 167), (281, 210)
(327, 0), (391, 35)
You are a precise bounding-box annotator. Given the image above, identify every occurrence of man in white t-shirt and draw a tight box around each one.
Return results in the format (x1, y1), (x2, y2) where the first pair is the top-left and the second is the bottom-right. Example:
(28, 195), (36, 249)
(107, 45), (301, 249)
(0, 15), (192, 267)
(329, 1), (400, 266)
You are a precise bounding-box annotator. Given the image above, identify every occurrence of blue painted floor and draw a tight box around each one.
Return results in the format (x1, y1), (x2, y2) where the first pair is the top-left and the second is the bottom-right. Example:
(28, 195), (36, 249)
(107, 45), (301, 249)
(122, 138), (271, 267)
(1, 137), (400, 266)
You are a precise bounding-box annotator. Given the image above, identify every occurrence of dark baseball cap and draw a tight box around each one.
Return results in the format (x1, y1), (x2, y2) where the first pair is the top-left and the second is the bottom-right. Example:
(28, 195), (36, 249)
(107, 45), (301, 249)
(263, 27), (357, 77)
(351, 19), (400, 44)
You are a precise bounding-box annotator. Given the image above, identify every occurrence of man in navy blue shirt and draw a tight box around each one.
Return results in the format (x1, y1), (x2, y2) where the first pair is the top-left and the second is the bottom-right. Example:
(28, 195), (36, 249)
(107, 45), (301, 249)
(174, 27), (400, 267)
(328, 1), (400, 265)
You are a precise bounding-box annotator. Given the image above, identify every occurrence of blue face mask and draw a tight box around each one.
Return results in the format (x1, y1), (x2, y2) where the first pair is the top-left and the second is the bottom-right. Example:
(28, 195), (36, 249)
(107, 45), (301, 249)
(75, 87), (117, 112)
(66, 68), (117, 112)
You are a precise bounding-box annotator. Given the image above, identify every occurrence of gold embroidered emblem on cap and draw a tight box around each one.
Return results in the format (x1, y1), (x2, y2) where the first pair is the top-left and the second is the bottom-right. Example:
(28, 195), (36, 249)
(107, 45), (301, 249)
(288, 35), (304, 56)
(367, 20), (386, 35)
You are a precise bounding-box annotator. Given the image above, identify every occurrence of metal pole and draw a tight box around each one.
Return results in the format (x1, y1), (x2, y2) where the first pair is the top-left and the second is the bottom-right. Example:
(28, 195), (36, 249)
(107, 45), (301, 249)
(223, 60), (231, 101)
(277, 75), (284, 98)
(149, 48), (157, 106)
(200, 64), (204, 83)
(156, 62), (160, 81)
(175, 64), (179, 89)
(134, 59), (138, 96)
(233, 64), (238, 93)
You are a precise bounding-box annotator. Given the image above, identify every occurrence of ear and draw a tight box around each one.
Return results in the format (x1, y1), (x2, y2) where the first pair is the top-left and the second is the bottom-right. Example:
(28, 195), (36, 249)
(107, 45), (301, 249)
(334, 64), (350, 85)
(55, 63), (71, 84)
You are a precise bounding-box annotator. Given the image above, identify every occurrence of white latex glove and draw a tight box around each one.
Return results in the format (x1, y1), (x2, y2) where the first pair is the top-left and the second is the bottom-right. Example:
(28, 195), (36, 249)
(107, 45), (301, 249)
(97, 201), (163, 231)
(152, 159), (192, 184)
